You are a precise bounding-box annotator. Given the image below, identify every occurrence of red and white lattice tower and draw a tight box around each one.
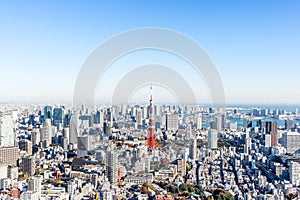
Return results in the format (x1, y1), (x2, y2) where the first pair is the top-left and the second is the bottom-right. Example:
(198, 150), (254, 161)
(146, 85), (157, 149)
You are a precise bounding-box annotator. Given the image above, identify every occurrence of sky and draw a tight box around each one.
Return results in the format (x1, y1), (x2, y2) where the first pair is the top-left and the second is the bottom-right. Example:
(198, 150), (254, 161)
(0, 1), (299, 105)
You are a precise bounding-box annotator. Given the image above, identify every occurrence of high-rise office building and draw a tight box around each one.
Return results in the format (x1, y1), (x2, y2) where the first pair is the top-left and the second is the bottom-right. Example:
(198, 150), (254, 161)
(253, 109), (260, 116)
(106, 151), (118, 184)
(121, 104), (127, 116)
(79, 115), (92, 129)
(21, 156), (35, 176)
(285, 119), (294, 131)
(136, 109), (143, 126)
(215, 115), (223, 132)
(0, 164), (7, 179)
(282, 132), (300, 153)
(244, 133), (252, 154)
(103, 120), (111, 136)
(41, 118), (52, 147)
(265, 121), (278, 146)
(130, 107), (136, 118)
(189, 139), (197, 160)
(177, 159), (186, 176)
(106, 107), (113, 125)
(93, 111), (101, 124)
(53, 107), (64, 126)
(44, 106), (52, 119)
(91, 173), (98, 188)
(99, 110), (104, 128)
(7, 165), (18, 180)
(141, 107), (147, 119)
(19, 139), (32, 155)
(261, 109), (268, 116)
(0, 111), (15, 147)
(186, 123), (192, 140)
(165, 112), (178, 131)
(69, 112), (79, 145)
(154, 105), (160, 116)
(63, 127), (70, 142)
(265, 134), (271, 147)
(28, 175), (42, 194)
(77, 135), (90, 158)
(67, 179), (76, 195)
(208, 129), (218, 149)
(30, 131), (40, 146)
(0, 178), (11, 190)
(0, 146), (19, 166)
(154, 116), (161, 131)
(289, 162), (300, 186)
(196, 115), (202, 130)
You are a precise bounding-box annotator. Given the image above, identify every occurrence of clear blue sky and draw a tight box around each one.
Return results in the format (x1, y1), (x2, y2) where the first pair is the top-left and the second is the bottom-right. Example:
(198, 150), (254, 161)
(0, 1), (299, 104)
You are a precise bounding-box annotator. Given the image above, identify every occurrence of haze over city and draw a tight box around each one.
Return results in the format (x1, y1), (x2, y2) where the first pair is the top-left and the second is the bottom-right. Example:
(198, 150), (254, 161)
(1, 1), (300, 200)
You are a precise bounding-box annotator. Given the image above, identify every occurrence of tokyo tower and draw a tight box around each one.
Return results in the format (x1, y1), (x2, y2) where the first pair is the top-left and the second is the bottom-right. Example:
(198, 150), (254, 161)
(146, 86), (158, 149)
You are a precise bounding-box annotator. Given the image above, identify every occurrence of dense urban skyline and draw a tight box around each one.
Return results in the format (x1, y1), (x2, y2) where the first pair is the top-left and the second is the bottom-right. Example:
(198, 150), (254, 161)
(0, 1), (300, 104)
(1, 1), (300, 200)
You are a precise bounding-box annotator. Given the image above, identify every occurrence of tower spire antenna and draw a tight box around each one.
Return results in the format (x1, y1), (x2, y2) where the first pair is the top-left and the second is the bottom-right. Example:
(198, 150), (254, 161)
(150, 84), (153, 102)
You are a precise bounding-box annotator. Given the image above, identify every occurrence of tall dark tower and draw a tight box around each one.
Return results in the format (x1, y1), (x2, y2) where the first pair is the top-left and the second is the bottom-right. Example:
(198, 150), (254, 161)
(266, 121), (278, 146)
(146, 86), (157, 149)
(44, 106), (52, 119)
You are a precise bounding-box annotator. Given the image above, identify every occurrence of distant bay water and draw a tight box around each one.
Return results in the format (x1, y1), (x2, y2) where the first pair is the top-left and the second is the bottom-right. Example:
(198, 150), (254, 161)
(201, 104), (300, 129)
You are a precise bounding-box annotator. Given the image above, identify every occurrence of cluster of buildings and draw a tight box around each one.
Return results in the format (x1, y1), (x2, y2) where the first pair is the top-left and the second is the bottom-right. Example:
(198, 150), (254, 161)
(0, 101), (299, 200)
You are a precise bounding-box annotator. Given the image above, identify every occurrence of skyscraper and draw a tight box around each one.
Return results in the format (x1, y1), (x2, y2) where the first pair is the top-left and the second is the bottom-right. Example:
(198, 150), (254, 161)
(214, 113), (226, 132)
(53, 107), (64, 126)
(41, 118), (52, 147)
(289, 162), (300, 186)
(186, 123), (192, 141)
(196, 115), (202, 130)
(69, 111), (79, 145)
(0, 111), (15, 147)
(265, 134), (271, 147)
(189, 139), (197, 160)
(266, 121), (277, 146)
(103, 120), (111, 136)
(285, 118), (294, 131)
(19, 139), (32, 155)
(0, 146), (19, 166)
(154, 105), (160, 116)
(244, 132), (252, 154)
(21, 156), (35, 176)
(30, 131), (40, 146)
(215, 115), (223, 132)
(44, 106), (52, 119)
(136, 108), (143, 127)
(208, 129), (218, 149)
(93, 111), (100, 124)
(99, 110), (104, 128)
(282, 132), (300, 153)
(77, 135), (90, 158)
(106, 151), (118, 184)
(165, 112), (179, 131)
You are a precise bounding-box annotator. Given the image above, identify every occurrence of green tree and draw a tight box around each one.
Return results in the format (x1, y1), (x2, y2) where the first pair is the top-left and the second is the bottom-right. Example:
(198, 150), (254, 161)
(179, 184), (187, 192)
